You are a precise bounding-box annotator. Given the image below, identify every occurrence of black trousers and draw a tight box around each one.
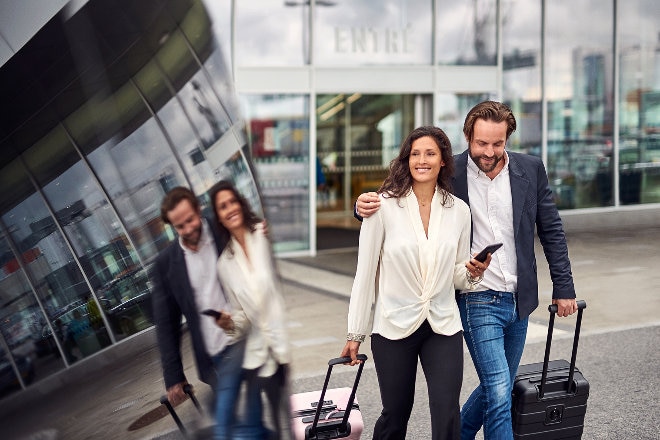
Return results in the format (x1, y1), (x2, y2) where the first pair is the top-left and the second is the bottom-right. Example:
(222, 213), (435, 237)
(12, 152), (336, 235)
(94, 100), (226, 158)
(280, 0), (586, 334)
(371, 320), (463, 440)
(259, 363), (292, 439)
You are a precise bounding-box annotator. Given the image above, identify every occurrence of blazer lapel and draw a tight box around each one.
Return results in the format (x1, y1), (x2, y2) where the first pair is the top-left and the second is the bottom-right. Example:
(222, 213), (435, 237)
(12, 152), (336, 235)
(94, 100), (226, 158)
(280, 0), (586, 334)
(507, 153), (529, 239)
(452, 151), (469, 205)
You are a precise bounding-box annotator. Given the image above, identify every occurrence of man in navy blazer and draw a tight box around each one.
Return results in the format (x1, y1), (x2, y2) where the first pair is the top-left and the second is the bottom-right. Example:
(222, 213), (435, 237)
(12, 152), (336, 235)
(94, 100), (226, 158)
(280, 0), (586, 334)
(151, 187), (259, 439)
(356, 101), (577, 439)
(451, 145), (576, 321)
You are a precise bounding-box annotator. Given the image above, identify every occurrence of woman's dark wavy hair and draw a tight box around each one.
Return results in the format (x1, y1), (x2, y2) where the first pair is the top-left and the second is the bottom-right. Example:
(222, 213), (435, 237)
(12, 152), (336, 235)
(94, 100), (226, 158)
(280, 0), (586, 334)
(208, 180), (261, 237)
(378, 126), (454, 206)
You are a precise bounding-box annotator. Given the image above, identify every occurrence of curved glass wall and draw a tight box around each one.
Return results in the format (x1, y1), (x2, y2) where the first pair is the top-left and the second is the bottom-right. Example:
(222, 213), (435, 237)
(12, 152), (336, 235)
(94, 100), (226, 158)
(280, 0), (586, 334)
(0, 0), (260, 399)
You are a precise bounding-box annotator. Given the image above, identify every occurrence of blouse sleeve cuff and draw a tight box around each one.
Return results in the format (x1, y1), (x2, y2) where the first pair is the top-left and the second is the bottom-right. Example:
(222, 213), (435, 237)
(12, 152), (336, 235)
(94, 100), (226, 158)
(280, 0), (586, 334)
(466, 272), (484, 289)
(346, 333), (366, 343)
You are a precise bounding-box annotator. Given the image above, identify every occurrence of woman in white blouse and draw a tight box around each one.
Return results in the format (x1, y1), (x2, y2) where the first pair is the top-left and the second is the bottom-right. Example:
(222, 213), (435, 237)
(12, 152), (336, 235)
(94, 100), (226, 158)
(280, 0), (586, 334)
(340, 126), (490, 440)
(209, 180), (292, 439)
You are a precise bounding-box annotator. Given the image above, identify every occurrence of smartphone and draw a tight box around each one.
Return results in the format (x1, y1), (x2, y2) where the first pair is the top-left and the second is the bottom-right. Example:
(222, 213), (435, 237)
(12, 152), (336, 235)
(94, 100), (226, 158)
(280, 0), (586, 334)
(473, 243), (503, 262)
(201, 309), (222, 319)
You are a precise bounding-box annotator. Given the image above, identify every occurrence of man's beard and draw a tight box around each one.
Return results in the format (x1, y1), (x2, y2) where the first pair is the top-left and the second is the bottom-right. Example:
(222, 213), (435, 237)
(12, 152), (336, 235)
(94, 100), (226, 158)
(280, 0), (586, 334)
(181, 226), (202, 248)
(469, 151), (503, 174)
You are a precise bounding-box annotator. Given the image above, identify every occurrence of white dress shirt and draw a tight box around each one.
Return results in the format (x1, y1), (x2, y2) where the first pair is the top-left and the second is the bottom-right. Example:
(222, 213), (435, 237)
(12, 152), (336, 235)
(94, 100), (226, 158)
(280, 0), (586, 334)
(217, 226), (291, 375)
(465, 151), (518, 293)
(181, 219), (232, 357)
(348, 189), (475, 340)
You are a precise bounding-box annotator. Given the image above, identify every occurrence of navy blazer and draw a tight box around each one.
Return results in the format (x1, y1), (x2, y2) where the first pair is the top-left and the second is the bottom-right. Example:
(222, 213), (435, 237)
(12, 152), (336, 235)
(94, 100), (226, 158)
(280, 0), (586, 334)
(452, 150), (575, 319)
(151, 218), (229, 389)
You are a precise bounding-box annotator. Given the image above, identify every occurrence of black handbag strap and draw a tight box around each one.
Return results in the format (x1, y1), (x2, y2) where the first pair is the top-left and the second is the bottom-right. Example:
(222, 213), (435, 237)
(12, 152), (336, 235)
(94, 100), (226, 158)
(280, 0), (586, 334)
(308, 354), (367, 438)
(539, 300), (586, 398)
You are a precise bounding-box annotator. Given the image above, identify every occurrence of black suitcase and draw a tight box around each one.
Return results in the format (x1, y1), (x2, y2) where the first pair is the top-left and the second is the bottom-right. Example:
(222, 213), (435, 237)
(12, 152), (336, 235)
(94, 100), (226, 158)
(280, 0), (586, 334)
(512, 300), (589, 439)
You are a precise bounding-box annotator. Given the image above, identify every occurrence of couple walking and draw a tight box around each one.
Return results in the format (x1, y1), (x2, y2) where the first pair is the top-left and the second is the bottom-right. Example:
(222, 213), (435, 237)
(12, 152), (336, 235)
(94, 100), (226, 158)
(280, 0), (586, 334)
(151, 181), (291, 439)
(346, 100), (577, 440)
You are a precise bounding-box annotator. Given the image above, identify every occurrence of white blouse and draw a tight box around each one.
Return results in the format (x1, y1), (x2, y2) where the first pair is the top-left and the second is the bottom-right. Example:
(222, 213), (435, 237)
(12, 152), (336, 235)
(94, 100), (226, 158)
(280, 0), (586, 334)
(217, 226), (291, 374)
(347, 189), (475, 340)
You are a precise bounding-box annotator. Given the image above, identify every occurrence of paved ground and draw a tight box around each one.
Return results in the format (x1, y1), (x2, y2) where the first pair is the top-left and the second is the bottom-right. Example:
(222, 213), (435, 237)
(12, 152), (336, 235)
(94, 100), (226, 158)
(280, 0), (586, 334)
(0, 226), (658, 439)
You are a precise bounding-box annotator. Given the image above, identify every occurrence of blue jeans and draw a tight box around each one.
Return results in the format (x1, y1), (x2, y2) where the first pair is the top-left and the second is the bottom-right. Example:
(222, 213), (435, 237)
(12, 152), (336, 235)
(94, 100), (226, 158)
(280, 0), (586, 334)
(212, 339), (266, 440)
(458, 290), (528, 440)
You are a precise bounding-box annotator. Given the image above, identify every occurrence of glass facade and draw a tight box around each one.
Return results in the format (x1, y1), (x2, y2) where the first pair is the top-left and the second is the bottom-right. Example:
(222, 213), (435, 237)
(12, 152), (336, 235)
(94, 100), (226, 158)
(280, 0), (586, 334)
(234, 0), (308, 66)
(1, 0), (659, 396)
(436, 0), (497, 65)
(618, 0), (660, 205)
(544, 1), (615, 209)
(229, 0), (658, 243)
(501, 0), (542, 156)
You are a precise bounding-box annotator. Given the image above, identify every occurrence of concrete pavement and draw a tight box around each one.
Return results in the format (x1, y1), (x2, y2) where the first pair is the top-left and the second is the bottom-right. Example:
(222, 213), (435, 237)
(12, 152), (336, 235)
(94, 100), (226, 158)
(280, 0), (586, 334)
(0, 226), (658, 439)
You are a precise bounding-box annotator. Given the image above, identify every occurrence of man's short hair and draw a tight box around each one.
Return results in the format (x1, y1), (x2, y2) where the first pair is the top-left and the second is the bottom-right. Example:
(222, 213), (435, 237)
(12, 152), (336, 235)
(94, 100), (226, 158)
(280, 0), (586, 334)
(463, 100), (517, 143)
(160, 186), (200, 225)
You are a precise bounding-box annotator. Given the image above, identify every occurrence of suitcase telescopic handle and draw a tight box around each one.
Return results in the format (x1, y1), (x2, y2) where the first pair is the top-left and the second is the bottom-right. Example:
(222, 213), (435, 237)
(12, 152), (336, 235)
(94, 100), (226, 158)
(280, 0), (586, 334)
(328, 355), (367, 366)
(548, 299), (587, 314)
(540, 300), (587, 399)
(309, 354), (368, 438)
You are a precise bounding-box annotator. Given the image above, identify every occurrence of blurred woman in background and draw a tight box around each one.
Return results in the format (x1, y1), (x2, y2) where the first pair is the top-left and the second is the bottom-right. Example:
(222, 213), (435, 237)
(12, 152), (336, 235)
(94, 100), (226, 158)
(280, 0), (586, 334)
(209, 180), (292, 439)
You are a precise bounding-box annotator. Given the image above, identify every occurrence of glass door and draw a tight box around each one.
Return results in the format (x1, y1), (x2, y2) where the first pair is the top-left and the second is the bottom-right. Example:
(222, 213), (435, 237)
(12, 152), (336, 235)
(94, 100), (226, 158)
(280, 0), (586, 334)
(315, 94), (417, 229)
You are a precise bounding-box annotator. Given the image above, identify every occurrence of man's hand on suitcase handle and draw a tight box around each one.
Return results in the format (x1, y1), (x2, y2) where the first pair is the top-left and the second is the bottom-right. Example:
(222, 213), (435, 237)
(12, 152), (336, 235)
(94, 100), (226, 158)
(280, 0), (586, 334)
(340, 341), (362, 366)
(167, 382), (189, 406)
(552, 298), (579, 317)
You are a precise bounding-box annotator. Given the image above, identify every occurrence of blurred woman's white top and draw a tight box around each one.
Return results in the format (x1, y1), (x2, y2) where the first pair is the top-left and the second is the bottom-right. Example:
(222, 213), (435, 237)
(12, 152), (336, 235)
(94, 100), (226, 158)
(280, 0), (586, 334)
(217, 225), (290, 375)
(347, 188), (475, 340)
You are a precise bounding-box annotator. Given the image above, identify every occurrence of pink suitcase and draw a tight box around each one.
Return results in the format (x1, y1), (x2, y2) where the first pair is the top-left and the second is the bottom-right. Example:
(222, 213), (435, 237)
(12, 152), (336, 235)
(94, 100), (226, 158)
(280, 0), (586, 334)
(290, 355), (367, 440)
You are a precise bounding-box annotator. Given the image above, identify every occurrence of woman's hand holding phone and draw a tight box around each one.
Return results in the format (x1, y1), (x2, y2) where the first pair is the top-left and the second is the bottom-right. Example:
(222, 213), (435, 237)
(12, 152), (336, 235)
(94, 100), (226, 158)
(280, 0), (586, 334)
(466, 243), (502, 278)
(473, 243), (503, 263)
(202, 309), (234, 331)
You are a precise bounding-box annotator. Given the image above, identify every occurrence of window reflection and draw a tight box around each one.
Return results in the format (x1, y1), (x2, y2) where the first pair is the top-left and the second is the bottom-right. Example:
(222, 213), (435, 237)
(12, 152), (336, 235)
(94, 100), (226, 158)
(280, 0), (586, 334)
(618, 0), (660, 205)
(2, 185), (101, 367)
(436, 0), (496, 65)
(545, 1), (614, 209)
(435, 93), (493, 149)
(86, 118), (189, 258)
(241, 94), (310, 252)
(202, 49), (243, 125)
(24, 142), (152, 344)
(501, 1), (541, 156)
(234, 0), (307, 66)
(203, 0), (232, 66)
(0, 232), (43, 399)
